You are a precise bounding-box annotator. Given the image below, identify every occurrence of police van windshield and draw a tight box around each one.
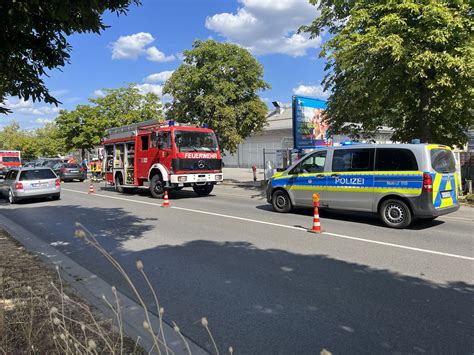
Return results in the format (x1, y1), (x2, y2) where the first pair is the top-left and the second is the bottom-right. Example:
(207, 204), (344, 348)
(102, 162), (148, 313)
(174, 131), (218, 152)
(431, 149), (456, 173)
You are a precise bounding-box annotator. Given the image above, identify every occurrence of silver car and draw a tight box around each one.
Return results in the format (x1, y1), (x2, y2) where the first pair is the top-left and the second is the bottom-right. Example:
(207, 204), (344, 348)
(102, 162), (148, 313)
(0, 167), (61, 204)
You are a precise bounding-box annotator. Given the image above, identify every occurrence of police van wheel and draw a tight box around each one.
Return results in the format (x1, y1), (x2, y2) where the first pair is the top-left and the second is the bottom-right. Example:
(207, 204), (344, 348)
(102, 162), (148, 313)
(150, 175), (164, 198)
(272, 190), (292, 213)
(379, 199), (412, 229)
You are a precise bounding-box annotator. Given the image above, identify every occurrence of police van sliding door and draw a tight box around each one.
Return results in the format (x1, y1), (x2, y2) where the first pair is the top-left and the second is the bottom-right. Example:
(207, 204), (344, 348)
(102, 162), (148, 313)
(327, 148), (375, 211)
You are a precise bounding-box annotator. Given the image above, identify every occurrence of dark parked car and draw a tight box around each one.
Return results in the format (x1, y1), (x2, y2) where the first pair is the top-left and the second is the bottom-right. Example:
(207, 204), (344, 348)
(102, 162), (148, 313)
(54, 163), (86, 182)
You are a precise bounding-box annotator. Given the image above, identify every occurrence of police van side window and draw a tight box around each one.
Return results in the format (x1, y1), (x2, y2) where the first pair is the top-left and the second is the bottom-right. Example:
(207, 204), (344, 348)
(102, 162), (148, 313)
(332, 149), (374, 172)
(375, 149), (418, 171)
(299, 151), (327, 173)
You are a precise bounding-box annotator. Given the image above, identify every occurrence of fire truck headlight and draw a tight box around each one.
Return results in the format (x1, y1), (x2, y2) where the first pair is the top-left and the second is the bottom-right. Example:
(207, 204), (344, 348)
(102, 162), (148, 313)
(215, 175), (223, 181)
(178, 176), (187, 182)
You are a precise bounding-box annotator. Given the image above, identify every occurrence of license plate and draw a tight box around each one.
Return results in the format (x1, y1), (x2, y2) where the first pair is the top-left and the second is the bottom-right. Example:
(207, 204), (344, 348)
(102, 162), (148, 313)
(197, 178), (206, 182)
(70, 170), (78, 173)
(32, 183), (47, 187)
(441, 191), (451, 199)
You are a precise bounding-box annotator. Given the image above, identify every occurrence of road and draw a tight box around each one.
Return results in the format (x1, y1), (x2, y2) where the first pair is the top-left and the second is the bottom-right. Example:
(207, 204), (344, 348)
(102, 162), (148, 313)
(1, 181), (473, 354)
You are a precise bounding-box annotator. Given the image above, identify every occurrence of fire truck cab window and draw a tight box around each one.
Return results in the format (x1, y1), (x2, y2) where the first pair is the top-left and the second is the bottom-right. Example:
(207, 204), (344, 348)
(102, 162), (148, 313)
(157, 131), (171, 149)
(174, 130), (218, 152)
(141, 135), (149, 151)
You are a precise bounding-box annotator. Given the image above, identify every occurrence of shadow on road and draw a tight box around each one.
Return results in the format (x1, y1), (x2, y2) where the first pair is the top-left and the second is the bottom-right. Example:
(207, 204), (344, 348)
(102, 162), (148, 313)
(120, 240), (473, 354)
(1, 202), (471, 354)
(255, 204), (445, 230)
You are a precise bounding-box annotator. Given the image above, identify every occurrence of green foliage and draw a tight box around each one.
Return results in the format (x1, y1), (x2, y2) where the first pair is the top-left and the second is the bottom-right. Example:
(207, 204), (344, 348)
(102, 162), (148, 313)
(35, 122), (67, 157)
(0, 0), (140, 114)
(163, 39), (270, 153)
(89, 84), (163, 127)
(302, 0), (473, 146)
(56, 85), (163, 154)
(0, 122), (37, 160)
(0, 121), (67, 160)
(55, 105), (102, 154)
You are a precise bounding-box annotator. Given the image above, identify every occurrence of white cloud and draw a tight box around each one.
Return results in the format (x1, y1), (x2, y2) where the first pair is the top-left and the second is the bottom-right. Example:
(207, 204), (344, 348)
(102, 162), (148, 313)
(146, 47), (175, 62)
(205, 0), (321, 56)
(135, 84), (164, 97)
(1, 97), (61, 116)
(50, 89), (69, 97)
(144, 70), (174, 83)
(293, 84), (329, 99)
(34, 118), (53, 124)
(111, 32), (154, 59)
(110, 32), (175, 62)
(94, 89), (106, 97)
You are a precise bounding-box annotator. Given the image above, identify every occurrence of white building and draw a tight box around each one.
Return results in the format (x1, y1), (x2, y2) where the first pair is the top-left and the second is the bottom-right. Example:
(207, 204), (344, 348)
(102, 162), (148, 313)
(223, 102), (394, 168)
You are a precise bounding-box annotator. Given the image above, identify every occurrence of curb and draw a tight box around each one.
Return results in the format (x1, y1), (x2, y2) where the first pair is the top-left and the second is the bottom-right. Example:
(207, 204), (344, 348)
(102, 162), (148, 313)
(0, 214), (208, 355)
(220, 181), (265, 189)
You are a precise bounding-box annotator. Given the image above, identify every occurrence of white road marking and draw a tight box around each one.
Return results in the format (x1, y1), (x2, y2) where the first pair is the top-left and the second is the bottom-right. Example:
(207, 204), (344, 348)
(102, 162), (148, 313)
(439, 216), (473, 222)
(62, 188), (474, 261)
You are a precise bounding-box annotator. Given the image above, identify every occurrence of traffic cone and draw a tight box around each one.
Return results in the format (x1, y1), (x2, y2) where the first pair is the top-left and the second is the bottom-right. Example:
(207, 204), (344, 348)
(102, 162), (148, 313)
(88, 182), (94, 194)
(309, 201), (322, 233)
(162, 190), (170, 207)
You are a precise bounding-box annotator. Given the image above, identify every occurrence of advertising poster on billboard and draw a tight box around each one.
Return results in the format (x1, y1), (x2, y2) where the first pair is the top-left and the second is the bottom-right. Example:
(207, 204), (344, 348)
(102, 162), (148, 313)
(292, 96), (328, 150)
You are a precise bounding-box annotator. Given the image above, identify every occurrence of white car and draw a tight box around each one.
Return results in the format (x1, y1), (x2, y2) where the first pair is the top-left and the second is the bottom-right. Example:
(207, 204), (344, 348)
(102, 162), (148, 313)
(0, 167), (61, 204)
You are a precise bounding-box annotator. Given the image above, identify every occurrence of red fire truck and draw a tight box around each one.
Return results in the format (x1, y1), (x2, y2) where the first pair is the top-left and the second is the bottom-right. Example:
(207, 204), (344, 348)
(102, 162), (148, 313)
(102, 120), (223, 198)
(0, 150), (21, 178)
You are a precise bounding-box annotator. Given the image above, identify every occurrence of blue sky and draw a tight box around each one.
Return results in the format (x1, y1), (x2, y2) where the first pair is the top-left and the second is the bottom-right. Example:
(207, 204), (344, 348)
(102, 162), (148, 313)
(2, 0), (328, 129)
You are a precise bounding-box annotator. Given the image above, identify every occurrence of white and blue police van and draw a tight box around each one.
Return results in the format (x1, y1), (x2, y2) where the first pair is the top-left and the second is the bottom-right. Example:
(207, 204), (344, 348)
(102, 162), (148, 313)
(266, 143), (460, 228)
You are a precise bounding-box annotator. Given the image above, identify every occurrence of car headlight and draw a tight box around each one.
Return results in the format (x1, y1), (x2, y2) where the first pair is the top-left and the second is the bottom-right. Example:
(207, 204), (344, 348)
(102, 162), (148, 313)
(215, 175), (223, 181)
(178, 176), (187, 182)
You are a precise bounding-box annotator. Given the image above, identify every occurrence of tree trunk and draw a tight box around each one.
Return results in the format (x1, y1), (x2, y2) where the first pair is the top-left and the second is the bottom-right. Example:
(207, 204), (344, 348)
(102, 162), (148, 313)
(417, 82), (433, 143)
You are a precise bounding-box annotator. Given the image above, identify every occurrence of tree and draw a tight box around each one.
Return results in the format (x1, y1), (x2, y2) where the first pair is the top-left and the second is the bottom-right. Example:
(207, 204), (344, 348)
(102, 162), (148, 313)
(35, 122), (67, 157)
(163, 39), (270, 153)
(89, 84), (163, 127)
(55, 105), (102, 159)
(301, 1), (473, 146)
(56, 85), (163, 155)
(0, 0), (140, 114)
(0, 122), (38, 160)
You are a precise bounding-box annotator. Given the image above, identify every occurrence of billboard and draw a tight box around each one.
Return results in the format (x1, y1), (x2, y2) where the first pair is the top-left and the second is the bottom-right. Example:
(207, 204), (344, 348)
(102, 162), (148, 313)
(292, 95), (328, 150)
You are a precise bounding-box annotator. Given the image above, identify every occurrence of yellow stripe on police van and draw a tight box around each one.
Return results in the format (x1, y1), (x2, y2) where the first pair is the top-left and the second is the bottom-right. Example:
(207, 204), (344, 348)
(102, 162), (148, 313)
(440, 176), (454, 208)
(273, 171), (423, 180)
(288, 185), (420, 195)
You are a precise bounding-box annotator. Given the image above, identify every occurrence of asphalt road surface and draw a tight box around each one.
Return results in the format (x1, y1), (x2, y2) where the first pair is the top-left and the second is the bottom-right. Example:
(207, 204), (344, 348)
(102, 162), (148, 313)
(1, 181), (473, 354)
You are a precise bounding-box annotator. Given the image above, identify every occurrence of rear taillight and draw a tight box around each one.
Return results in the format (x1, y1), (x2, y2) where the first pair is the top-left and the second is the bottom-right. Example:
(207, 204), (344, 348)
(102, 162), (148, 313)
(423, 173), (433, 192)
(15, 182), (24, 191)
(55, 179), (61, 187)
(79, 167), (84, 172)
(60, 167), (67, 173)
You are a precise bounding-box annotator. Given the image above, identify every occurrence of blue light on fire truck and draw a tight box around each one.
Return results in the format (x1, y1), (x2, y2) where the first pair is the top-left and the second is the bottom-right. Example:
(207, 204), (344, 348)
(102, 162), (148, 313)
(202, 123), (208, 128)
(169, 120), (175, 126)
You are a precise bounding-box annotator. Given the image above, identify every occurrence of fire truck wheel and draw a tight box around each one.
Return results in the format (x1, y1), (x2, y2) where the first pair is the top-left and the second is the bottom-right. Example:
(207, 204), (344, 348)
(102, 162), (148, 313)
(193, 183), (214, 196)
(150, 175), (164, 198)
(115, 174), (124, 193)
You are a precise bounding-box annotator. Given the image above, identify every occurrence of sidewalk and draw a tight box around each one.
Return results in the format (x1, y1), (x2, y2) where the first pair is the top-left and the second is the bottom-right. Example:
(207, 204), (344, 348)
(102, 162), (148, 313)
(222, 167), (266, 188)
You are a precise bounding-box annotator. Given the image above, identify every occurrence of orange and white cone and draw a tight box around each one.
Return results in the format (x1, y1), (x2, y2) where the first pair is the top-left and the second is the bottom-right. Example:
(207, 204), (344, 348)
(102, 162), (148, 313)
(309, 201), (322, 233)
(88, 182), (94, 194)
(162, 190), (170, 207)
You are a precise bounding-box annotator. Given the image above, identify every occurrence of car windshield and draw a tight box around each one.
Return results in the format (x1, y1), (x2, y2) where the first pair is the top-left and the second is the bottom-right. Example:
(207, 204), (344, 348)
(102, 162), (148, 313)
(64, 164), (81, 169)
(2, 157), (20, 163)
(19, 169), (56, 180)
(174, 130), (218, 152)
